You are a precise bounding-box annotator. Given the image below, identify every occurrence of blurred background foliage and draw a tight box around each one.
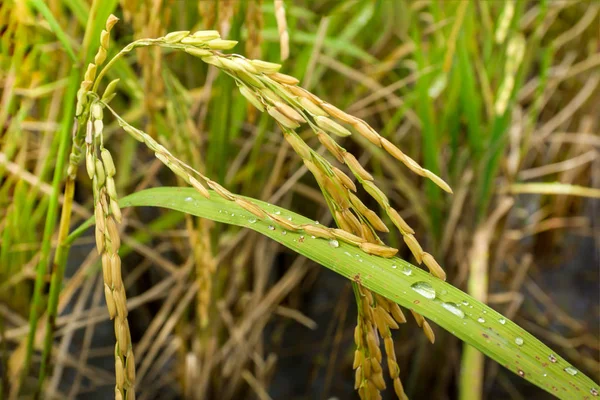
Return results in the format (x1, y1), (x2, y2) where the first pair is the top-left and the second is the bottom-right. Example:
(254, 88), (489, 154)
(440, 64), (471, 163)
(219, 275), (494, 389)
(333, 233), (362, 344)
(0, 0), (598, 399)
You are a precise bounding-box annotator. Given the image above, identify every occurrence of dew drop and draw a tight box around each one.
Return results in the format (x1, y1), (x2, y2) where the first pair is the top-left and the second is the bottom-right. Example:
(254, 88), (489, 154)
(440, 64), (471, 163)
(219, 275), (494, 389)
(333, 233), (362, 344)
(410, 282), (436, 299)
(311, 236), (316, 239)
(401, 266), (412, 276)
(543, 374), (547, 377)
(391, 264), (397, 269)
(441, 302), (465, 318)
(275, 211), (281, 215)
(477, 317), (485, 323)
(564, 366), (578, 376)
(515, 337), (524, 346)
(268, 225), (275, 231)
(282, 230), (287, 235)
(231, 213), (235, 217)
(461, 300), (469, 306)
(591, 387), (598, 396)
(248, 218), (257, 224)
(329, 239), (339, 248)
(287, 216), (292, 221)
(549, 354), (557, 363)
(499, 318), (506, 325)
(185, 197), (193, 202)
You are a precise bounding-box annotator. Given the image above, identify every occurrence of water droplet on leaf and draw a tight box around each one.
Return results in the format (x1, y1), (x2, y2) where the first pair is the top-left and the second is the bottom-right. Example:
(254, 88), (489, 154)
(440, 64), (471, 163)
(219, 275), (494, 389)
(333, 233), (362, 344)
(329, 239), (339, 248)
(441, 302), (465, 318)
(564, 366), (578, 376)
(410, 282), (436, 299)
(515, 337), (524, 346)
(477, 317), (485, 323)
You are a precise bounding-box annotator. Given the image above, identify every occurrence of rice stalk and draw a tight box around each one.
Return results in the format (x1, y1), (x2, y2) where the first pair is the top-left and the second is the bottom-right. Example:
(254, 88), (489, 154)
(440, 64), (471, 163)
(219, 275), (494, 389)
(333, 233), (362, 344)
(76, 18), (456, 398)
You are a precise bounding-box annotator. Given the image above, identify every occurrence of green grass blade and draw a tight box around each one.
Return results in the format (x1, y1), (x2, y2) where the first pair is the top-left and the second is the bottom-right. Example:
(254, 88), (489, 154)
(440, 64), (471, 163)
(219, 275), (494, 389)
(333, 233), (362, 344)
(119, 187), (598, 400)
(28, 0), (77, 62)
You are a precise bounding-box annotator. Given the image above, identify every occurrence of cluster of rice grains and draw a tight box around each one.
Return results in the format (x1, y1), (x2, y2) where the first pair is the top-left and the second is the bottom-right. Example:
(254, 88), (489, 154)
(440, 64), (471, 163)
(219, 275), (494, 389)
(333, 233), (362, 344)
(83, 21), (453, 399)
(150, 29), (451, 399)
(74, 17), (136, 400)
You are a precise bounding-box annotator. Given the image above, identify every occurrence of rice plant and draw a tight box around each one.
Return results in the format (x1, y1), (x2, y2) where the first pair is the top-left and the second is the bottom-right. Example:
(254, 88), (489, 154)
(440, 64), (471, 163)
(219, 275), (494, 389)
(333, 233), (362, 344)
(1, 1), (598, 399)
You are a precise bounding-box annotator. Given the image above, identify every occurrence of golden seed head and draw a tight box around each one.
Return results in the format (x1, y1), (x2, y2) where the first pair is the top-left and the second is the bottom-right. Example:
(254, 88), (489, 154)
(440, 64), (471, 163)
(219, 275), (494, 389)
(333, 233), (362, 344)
(387, 207), (414, 234)
(232, 57), (258, 74)
(100, 30), (110, 50)
(239, 86), (265, 112)
(316, 131), (344, 163)
(364, 210), (389, 233)
(164, 30), (190, 43)
(250, 59), (282, 74)
(94, 46), (107, 66)
(191, 30), (221, 40)
(275, 102), (306, 123)
(207, 180), (235, 201)
(332, 167), (356, 192)
(106, 215), (121, 251)
(410, 310), (425, 327)
(93, 120), (104, 137)
(104, 284), (117, 319)
(302, 224), (334, 239)
(184, 47), (212, 58)
(115, 356), (125, 388)
(362, 181), (388, 207)
(332, 228), (365, 245)
(352, 119), (381, 146)
(235, 198), (266, 219)
(321, 103), (353, 123)
(315, 116), (351, 137)
(106, 177), (118, 201)
(362, 357), (372, 378)
(95, 160), (106, 187)
(353, 349), (363, 369)
(422, 320), (435, 344)
(424, 169), (453, 193)
(389, 303), (407, 324)
(115, 315), (130, 352)
(359, 242), (398, 258)
(206, 39), (238, 50)
(269, 72), (299, 85)
(267, 106), (299, 129)
(110, 254), (122, 291)
(354, 366), (362, 390)
(372, 371), (386, 390)
(268, 213), (300, 231)
(343, 153), (373, 181)
(219, 57), (244, 72)
(84, 63), (97, 82)
(95, 223), (105, 254)
(110, 199), (122, 224)
(403, 234), (423, 264)
(101, 149), (116, 177)
(189, 176), (210, 199)
(259, 88), (283, 103)
(106, 14), (119, 31)
(422, 252), (447, 281)
(101, 253), (113, 288)
(393, 377), (407, 399)
(125, 351), (136, 382)
(298, 97), (327, 117)
(86, 152), (95, 179)
(284, 132), (312, 160)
